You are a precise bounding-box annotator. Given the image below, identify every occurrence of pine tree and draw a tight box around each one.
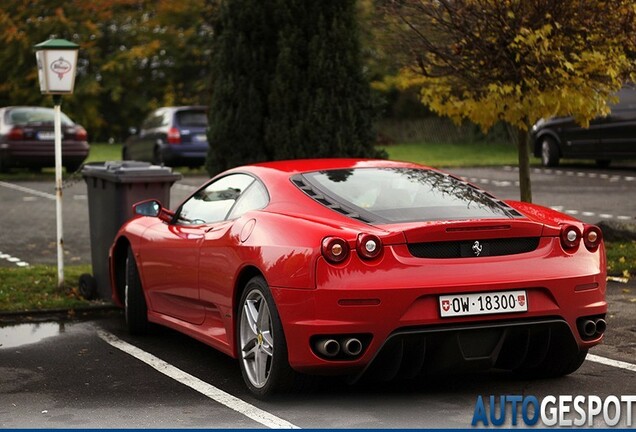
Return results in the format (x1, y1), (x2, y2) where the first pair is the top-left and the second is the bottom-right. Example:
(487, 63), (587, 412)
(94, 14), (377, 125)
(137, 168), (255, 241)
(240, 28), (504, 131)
(206, 0), (277, 175)
(206, 0), (384, 176)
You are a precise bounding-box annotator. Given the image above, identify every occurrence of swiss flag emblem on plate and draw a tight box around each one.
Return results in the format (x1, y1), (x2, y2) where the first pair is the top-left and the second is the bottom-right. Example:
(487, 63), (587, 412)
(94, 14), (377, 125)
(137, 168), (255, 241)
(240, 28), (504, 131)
(441, 299), (450, 312)
(518, 294), (526, 307)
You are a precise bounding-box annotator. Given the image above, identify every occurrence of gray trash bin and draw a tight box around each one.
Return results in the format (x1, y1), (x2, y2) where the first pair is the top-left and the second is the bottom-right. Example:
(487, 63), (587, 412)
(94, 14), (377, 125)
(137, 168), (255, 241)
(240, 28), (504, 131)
(81, 161), (182, 300)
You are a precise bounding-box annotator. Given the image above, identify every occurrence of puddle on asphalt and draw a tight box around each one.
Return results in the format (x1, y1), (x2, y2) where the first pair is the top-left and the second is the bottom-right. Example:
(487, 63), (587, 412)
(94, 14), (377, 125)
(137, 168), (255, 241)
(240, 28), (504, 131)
(0, 322), (69, 349)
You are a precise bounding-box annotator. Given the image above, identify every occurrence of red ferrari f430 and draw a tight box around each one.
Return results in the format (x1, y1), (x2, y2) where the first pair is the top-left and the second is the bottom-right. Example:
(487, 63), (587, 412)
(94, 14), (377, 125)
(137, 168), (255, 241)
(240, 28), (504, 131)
(109, 159), (606, 398)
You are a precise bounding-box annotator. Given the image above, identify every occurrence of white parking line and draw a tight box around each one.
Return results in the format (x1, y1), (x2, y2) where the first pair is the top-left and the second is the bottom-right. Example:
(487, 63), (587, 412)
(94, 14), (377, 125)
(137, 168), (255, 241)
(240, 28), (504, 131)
(587, 354), (636, 373)
(0, 181), (55, 200)
(174, 184), (198, 192)
(509, 166), (636, 183)
(97, 330), (299, 429)
(462, 175), (633, 222)
(0, 252), (29, 267)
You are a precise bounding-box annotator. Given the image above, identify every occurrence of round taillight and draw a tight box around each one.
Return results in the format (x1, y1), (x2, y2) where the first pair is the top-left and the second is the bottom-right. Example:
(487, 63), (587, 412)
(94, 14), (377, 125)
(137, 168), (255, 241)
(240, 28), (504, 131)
(583, 225), (602, 251)
(321, 237), (350, 264)
(357, 233), (382, 260)
(560, 225), (581, 250)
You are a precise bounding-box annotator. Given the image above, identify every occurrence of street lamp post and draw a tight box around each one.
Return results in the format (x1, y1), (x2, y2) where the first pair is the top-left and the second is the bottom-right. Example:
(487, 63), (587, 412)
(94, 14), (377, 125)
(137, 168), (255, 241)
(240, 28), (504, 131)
(34, 39), (79, 289)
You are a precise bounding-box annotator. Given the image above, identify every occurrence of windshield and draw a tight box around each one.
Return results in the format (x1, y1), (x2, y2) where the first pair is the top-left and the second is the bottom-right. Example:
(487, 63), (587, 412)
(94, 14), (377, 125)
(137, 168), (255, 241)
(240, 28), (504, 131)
(7, 107), (74, 126)
(301, 168), (513, 223)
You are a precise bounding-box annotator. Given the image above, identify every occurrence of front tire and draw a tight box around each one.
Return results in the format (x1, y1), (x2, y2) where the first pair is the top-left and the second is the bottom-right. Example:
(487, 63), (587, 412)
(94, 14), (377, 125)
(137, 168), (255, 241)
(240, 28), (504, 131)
(125, 247), (149, 335)
(237, 276), (296, 398)
(78, 273), (98, 300)
(541, 136), (560, 167)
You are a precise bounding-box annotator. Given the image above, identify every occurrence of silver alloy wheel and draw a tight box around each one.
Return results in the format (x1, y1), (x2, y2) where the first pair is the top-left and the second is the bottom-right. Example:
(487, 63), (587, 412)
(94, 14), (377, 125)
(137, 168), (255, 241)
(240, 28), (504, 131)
(541, 140), (550, 166)
(239, 289), (274, 389)
(124, 257), (130, 321)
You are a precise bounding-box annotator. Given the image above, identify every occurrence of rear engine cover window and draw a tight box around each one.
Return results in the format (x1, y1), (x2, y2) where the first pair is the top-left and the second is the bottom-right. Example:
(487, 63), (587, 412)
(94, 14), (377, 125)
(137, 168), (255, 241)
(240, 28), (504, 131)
(302, 168), (512, 222)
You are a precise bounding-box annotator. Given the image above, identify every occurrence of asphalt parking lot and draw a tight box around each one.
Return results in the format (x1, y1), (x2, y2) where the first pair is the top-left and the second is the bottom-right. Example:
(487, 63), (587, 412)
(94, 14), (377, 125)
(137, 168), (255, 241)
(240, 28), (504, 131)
(0, 164), (635, 428)
(0, 282), (634, 428)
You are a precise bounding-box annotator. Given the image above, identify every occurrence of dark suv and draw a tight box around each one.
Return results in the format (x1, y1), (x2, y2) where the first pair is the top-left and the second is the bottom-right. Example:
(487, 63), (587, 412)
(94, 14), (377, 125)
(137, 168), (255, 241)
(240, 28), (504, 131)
(531, 85), (636, 167)
(123, 106), (208, 167)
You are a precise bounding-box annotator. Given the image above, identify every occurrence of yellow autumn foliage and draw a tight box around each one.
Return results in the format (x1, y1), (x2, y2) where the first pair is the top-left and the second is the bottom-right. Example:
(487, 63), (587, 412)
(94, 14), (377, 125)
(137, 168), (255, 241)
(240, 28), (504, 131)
(382, 0), (636, 132)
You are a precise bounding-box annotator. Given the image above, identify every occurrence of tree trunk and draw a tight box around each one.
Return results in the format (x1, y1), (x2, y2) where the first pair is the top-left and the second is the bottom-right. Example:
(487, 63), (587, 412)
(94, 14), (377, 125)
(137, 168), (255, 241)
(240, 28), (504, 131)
(516, 126), (532, 203)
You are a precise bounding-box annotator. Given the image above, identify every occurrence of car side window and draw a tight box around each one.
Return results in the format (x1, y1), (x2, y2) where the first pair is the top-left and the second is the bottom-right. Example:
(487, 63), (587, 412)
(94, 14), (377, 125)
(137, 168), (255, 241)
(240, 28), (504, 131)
(227, 180), (269, 220)
(161, 111), (171, 127)
(177, 173), (256, 224)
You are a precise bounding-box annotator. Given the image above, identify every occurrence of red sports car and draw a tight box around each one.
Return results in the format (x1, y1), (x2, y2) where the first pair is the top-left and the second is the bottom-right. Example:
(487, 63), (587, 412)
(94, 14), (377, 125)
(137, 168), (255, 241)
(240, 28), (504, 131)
(109, 159), (607, 398)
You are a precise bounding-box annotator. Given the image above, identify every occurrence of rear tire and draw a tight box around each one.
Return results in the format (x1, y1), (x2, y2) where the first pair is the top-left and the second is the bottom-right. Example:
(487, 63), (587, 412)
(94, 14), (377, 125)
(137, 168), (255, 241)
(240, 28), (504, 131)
(237, 276), (297, 398)
(65, 163), (82, 174)
(595, 159), (611, 168)
(540, 136), (560, 167)
(125, 247), (149, 335)
(152, 148), (163, 166)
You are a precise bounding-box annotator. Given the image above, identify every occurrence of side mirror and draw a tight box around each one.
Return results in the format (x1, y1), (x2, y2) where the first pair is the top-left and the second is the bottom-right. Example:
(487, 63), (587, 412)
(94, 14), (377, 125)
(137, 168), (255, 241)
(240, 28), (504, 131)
(134, 199), (161, 217)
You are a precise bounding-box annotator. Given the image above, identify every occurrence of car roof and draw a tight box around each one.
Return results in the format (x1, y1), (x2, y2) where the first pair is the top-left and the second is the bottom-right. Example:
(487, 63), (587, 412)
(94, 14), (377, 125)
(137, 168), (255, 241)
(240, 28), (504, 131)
(222, 159), (438, 211)
(239, 158), (430, 177)
(155, 106), (207, 112)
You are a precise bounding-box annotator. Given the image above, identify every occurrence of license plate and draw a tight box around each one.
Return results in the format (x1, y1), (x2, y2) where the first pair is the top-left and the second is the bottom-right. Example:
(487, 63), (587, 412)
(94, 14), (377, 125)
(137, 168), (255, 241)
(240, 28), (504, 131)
(38, 131), (55, 140)
(439, 290), (528, 317)
(194, 134), (207, 142)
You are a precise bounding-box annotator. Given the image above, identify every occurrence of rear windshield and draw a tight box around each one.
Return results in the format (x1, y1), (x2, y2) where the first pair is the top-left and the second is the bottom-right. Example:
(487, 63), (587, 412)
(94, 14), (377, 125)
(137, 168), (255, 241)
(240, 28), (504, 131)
(6, 107), (74, 126)
(176, 110), (207, 127)
(301, 168), (513, 223)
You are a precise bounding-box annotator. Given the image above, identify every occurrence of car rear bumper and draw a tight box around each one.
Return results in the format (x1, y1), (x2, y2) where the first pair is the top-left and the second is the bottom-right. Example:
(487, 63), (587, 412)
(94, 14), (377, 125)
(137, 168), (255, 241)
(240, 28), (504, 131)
(160, 144), (207, 167)
(0, 140), (89, 168)
(271, 240), (607, 376)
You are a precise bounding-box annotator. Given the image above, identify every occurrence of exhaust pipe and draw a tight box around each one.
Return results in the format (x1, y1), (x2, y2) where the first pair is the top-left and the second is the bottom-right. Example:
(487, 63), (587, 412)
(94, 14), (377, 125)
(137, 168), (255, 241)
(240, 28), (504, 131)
(595, 318), (607, 335)
(315, 339), (340, 357)
(342, 338), (363, 357)
(579, 319), (597, 338)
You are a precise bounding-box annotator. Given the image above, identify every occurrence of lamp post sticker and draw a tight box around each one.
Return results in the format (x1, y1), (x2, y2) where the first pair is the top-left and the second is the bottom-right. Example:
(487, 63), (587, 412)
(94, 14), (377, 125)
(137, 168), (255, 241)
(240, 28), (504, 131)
(50, 57), (72, 80)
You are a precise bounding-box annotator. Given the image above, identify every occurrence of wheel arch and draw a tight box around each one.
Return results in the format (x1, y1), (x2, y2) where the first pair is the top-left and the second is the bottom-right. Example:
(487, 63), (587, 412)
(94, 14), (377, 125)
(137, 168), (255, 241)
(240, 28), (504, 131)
(533, 130), (562, 157)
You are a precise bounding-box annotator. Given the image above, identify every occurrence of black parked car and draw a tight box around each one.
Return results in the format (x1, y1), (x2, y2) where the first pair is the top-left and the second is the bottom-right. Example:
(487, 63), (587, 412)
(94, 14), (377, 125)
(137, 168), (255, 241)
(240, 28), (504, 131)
(123, 106), (208, 167)
(531, 85), (636, 167)
(0, 106), (89, 173)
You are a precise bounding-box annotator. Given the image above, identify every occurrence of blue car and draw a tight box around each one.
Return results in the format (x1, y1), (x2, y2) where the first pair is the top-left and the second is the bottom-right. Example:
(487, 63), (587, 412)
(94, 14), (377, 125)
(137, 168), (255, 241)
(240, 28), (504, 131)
(123, 106), (208, 167)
